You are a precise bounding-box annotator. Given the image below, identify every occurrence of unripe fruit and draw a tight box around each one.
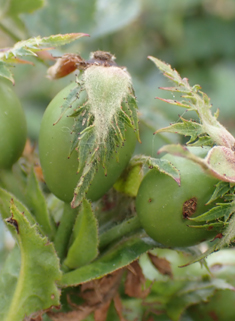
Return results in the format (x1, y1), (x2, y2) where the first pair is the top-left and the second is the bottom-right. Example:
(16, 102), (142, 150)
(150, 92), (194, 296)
(39, 59), (138, 204)
(136, 148), (221, 247)
(0, 80), (27, 169)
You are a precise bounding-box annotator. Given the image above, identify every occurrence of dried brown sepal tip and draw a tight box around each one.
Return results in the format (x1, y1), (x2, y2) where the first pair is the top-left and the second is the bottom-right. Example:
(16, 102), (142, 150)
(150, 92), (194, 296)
(148, 252), (173, 278)
(87, 51), (117, 67)
(47, 53), (86, 79)
(47, 51), (117, 80)
(125, 261), (150, 299)
(21, 140), (45, 182)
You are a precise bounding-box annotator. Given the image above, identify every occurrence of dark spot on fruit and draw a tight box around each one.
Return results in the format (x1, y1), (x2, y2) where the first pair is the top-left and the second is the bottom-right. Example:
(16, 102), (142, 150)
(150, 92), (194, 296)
(208, 310), (219, 321)
(182, 197), (197, 219)
(211, 233), (223, 241)
(148, 198), (152, 203)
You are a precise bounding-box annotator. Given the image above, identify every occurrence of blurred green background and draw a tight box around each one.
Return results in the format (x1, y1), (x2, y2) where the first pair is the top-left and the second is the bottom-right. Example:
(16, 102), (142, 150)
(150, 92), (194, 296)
(1, 0), (235, 157)
(1, 2), (235, 317)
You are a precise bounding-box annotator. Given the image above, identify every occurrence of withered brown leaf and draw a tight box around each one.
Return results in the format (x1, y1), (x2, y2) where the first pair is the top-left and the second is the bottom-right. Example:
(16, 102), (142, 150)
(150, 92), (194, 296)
(94, 300), (111, 321)
(125, 261), (150, 299)
(148, 253), (173, 278)
(48, 269), (124, 321)
(80, 269), (124, 306)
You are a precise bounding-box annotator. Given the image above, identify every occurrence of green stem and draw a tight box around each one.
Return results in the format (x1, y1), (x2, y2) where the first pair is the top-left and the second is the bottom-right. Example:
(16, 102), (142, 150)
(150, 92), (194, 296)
(99, 215), (142, 249)
(54, 202), (78, 262)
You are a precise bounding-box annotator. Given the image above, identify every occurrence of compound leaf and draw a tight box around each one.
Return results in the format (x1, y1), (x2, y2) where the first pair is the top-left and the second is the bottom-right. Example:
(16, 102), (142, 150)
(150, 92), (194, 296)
(60, 232), (158, 287)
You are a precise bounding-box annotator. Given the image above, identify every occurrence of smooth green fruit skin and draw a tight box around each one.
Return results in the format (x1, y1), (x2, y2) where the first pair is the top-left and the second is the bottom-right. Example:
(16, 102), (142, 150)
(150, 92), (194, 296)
(136, 148), (220, 248)
(0, 80), (27, 169)
(39, 82), (137, 203)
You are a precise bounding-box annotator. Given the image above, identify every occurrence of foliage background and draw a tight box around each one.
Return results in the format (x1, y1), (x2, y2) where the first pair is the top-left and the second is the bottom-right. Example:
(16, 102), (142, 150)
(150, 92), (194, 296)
(1, 0), (235, 319)
(2, 0), (235, 261)
(1, 0), (235, 152)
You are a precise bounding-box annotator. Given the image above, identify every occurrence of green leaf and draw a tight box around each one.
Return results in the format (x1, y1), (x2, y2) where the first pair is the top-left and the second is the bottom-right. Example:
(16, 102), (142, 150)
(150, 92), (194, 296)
(166, 279), (235, 321)
(0, 33), (88, 82)
(207, 181), (232, 204)
(131, 155), (181, 186)
(59, 232), (157, 287)
(224, 193), (235, 202)
(189, 136), (214, 147)
(6, 0), (45, 15)
(1, 33), (89, 60)
(53, 203), (78, 262)
(64, 199), (99, 269)
(157, 97), (194, 110)
(179, 242), (219, 268)
(187, 221), (226, 230)
(148, 56), (191, 88)
(217, 213), (235, 248)
(0, 187), (42, 237)
(149, 56), (235, 150)
(158, 144), (235, 184)
(0, 247), (21, 321)
(156, 117), (205, 144)
(159, 86), (192, 94)
(0, 200), (61, 321)
(0, 62), (14, 84)
(25, 168), (56, 239)
(189, 203), (235, 223)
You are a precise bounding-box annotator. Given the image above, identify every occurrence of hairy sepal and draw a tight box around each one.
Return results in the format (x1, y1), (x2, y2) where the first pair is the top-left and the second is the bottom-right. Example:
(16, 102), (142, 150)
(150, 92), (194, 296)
(149, 56), (235, 150)
(84, 66), (132, 139)
(65, 65), (139, 208)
